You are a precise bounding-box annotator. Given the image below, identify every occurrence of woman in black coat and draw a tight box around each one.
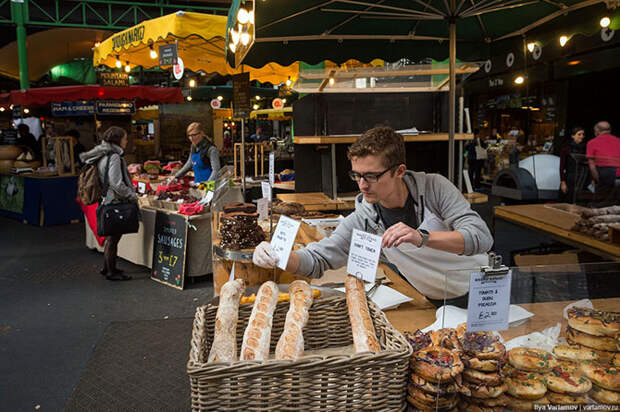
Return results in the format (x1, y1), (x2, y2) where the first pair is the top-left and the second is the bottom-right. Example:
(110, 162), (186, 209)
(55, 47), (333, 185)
(559, 126), (587, 203)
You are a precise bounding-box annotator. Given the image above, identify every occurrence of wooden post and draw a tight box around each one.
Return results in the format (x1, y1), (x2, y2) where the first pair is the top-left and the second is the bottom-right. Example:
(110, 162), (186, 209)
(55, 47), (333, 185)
(261, 144), (264, 176)
(254, 143), (258, 177)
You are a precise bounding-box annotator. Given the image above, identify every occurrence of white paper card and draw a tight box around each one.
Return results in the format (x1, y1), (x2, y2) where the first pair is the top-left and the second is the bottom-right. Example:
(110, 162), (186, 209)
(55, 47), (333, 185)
(270, 215), (301, 270)
(229, 262), (236, 282)
(261, 181), (272, 200)
(257, 197), (269, 220)
(346, 229), (382, 283)
(137, 181), (146, 194)
(269, 152), (275, 187)
(198, 190), (214, 206)
(467, 270), (512, 332)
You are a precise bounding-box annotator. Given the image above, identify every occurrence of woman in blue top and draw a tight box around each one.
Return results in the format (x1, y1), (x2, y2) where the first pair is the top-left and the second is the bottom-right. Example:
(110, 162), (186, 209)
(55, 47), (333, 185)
(174, 122), (220, 183)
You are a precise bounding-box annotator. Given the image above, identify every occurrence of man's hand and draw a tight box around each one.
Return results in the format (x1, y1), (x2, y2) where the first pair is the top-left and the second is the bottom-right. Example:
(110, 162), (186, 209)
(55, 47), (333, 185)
(560, 181), (568, 194)
(381, 222), (422, 248)
(252, 241), (278, 268)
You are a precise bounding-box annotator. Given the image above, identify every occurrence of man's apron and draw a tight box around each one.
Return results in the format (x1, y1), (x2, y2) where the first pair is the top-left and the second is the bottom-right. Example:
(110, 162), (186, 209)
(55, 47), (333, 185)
(382, 209), (487, 300)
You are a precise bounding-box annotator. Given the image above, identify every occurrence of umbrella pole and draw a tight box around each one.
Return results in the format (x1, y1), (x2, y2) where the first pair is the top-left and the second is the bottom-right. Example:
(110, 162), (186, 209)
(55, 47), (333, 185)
(448, 15), (456, 183)
(241, 120), (246, 199)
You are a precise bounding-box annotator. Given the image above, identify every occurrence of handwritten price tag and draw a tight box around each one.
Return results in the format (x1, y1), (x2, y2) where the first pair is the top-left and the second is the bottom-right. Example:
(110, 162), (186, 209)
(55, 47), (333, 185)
(466, 270), (512, 332)
(270, 215), (301, 270)
(198, 190), (214, 206)
(261, 181), (272, 200)
(137, 181), (146, 194)
(269, 151), (275, 187)
(257, 197), (269, 220)
(347, 229), (382, 283)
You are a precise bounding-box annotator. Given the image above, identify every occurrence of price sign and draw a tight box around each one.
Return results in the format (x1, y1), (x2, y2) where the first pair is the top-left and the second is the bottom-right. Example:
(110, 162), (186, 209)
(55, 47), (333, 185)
(137, 181), (146, 194)
(151, 211), (187, 290)
(159, 43), (178, 66)
(270, 215), (301, 270)
(466, 271), (512, 332)
(232, 72), (250, 119)
(347, 229), (382, 283)
(257, 197), (269, 220)
(261, 181), (271, 200)
(198, 190), (214, 206)
(269, 151), (275, 187)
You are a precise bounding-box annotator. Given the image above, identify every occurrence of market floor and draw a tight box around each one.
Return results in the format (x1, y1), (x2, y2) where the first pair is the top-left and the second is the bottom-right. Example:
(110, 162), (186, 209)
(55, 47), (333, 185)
(0, 217), (212, 412)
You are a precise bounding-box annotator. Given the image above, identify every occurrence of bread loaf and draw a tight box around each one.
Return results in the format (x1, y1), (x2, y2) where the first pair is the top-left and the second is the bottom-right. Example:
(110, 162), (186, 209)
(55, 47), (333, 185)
(345, 275), (380, 353)
(208, 278), (245, 362)
(275, 280), (314, 360)
(240, 281), (279, 360)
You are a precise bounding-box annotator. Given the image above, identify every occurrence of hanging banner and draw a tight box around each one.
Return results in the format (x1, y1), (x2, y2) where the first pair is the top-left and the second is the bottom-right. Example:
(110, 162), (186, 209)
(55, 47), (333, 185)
(95, 100), (135, 115)
(51, 101), (96, 117)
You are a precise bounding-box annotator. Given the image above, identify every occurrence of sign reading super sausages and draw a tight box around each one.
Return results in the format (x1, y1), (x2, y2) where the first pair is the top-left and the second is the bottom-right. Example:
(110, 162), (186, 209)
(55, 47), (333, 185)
(151, 211), (187, 290)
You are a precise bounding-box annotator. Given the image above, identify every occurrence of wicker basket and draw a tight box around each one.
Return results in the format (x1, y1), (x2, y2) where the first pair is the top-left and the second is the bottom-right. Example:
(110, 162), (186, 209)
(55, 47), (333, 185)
(187, 295), (412, 411)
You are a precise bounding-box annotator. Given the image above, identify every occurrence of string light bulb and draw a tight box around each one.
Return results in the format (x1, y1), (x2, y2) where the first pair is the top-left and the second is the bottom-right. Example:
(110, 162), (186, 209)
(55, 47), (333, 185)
(230, 29), (240, 45)
(229, 42), (236, 53)
(255, 95), (261, 100)
(282, 98), (287, 104)
(217, 95), (223, 101)
(240, 32), (250, 46)
(514, 76), (525, 85)
(23, 108), (30, 114)
(124, 62), (131, 73)
(189, 79), (196, 88)
(285, 77), (292, 87)
(328, 76), (335, 86)
(527, 42), (535, 53)
(186, 95), (192, 101)
(94, 42), (100, 48)
(149, 45), (157, 59)
(115, 56), (122, 68)
(237, 8), (249, 24)
(600, 17), (611, 28)
(249, 10), (255, 25)
(559, 35), (569, 47)
(253, 104), (259, 110)
(0, 107), (4, 112)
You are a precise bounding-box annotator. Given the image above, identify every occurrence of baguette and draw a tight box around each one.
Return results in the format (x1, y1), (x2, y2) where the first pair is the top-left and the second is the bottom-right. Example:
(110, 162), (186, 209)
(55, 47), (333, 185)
(275, 280), (314, 360)
(208, 278), (245, 362)
(345, 275), (380, 353)
(240, 281), (279, 361)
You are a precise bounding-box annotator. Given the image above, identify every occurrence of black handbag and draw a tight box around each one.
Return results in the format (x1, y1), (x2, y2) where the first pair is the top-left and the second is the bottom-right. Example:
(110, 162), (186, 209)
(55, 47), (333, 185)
(96, 154), (139, 237)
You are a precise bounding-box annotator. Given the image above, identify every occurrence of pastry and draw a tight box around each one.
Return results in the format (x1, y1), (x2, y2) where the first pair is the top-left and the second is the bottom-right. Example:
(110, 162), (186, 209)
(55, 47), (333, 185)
(405, 330), (432, 353)
(567, 307), (620, 337)
(461, 353), (501, 372)
(508, 347), (557, 372)
(463, 368), (503, 386)
(273, 201), (305, 216)
(564, 340), (617, 363)
(240, 281), (279, 361)
(505, 395), (549, 411)
(458, 327), (505, 360)
(430, 328), (463, 352)
(580, 360), (620, 391)
(222, 202), (257, 214)
(410, 347), (464, 383)
(545, 365), (592, 394)
(462, 381), (507, 399)
(345, 275), (380, 353)
(219, 211), (266, 250)
(407, 395), (457, 411)
(208, 278), (245, 362)
(408, 385), (458, 409)
(474, 393), (509, 407)
(589, 383), (620, 405)
(505, 370), (547, 400)
(275, 280), (314, 360)
(567, 326), (617, 351)
(409, 373), (462, 396)
(457, 398), (504, 412)
(553, 344), (599, 362)
(546, 391), (588, 405)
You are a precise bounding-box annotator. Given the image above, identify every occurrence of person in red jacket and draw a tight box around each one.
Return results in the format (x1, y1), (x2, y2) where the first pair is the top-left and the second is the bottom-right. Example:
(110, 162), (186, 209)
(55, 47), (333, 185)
(586, 121), (620, 204)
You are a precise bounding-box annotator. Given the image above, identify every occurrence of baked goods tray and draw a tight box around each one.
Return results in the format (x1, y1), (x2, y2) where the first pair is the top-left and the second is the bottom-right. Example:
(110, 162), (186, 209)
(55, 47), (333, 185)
(187, 294), (411, 411)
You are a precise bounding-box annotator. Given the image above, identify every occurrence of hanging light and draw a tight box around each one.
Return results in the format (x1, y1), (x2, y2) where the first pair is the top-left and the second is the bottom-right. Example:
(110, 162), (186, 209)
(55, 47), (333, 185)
(255, 95), (261, 100)
(253, 104), (259, 110)
(328, 76), (335, 86)
(124, 62), (131, 73)
(240, 32), (251, 46)
(285, 77), (292, 87)
(23, 108), (30, 114)
(217, 95), (223, 101)
(94, 41), (101, 48)
(282, 98), (287, 104)
(514, 76), (525, 85)
(186, 95), (193, 101)
(229, 42), (236, 53)
(249, 10), (255, 25)
(115, 56), (122, 68)
(230, 29), (240, 45)
(559, 35), (569, 47)
(527, 42), (536, 53)
(0, 107), (4, 112)
(237, 8), (249, 24)
(149, 45), (157, 59)
(600, 16), (611, 28)
(189, 79), (197, 88)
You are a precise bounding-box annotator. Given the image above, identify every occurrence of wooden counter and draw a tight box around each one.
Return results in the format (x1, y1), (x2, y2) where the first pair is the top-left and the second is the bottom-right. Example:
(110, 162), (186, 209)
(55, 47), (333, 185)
(494, 204), (620, 261)
(276, 192), (355, 211)
(294, 133), (474, 145)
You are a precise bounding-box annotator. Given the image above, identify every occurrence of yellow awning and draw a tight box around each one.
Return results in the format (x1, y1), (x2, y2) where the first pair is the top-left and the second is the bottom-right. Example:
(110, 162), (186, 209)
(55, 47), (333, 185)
(93, 11), (298, 85)
(250, 107), (293, 120)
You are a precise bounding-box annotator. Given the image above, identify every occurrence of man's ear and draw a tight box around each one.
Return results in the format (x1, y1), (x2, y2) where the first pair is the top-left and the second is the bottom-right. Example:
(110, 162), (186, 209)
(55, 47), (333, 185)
(395, 164), (406, 177)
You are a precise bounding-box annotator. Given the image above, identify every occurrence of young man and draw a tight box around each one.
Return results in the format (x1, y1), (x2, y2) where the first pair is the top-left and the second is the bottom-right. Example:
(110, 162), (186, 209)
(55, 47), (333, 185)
(253, 127), (493, 306)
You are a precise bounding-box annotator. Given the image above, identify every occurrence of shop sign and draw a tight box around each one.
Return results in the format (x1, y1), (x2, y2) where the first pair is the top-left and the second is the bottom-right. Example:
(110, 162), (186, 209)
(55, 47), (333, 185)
(97, 72), (129, 87)
(95, 100), (135, 115)
(159, 43), (178, 66)
(51, 101), (95, 117)
(271, 98), (284, 110)
(0, 175), (25, 214)
(151, 211), (187, 290)
(112, 25), (145, 50)
(0, 128), (18, 145)
(232, 72), (250, 118)
(173, 57), (184, 80)
(210, 98), (221, 109)
(488, 78), (504, 88)
(466, 270), (512, 332)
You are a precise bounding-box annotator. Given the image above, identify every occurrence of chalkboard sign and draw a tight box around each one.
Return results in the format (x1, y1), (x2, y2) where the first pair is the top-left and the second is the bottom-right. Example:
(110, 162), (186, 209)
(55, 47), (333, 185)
(0, 128), (18, 145)
(151, 211), (187, 290)
(159, 44), (178, 66)
(233, 72), (250, 119)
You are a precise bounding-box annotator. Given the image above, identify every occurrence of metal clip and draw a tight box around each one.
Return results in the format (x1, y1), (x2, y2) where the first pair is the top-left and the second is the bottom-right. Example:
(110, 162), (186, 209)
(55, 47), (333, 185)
(481, 252), (510, 279)
(187, 221), (197, 231)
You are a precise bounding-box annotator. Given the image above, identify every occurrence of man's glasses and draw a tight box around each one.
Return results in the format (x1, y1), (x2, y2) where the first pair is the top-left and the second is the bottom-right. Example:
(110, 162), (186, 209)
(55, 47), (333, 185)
(188, 132), (201, 138)
(348, 165), (398, 183)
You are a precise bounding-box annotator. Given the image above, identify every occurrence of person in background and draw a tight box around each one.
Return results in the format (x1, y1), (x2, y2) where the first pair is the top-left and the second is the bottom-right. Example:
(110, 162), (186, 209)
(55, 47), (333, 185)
(465, 129), (487, 190)
(250, 126), (266, 143)
(66, 129), (86, 168)
(489, 127), (502, 141)
(586, 121), (620, 204)
(17, 124), (40, 160)
(559, 126), (587, 203)
(80, 126), (137, 281)
(174, 122), (220, 183)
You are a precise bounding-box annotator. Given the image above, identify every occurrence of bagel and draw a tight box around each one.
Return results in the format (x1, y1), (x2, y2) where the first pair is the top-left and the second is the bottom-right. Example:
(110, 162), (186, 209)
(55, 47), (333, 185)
(409, 373), (461, 396)
(564, 340), (618, 363)
(589, 383), (620, 405)
(462, 353), (501, 372)
(408, 385), (458, 409)
(462, 381), (507, 399)
(580, 360), (620, 391)
(545, 365), (592, 395)
(553, 344), (599, 362)
(567, 326), (617, 351)
(463, 368), (503, 386)
(410, 347), (464, 383)
(459, 330), (505, 360)
(546, 391), (588, 405)
(567, 307), (620, 337)
(505, 395), (549, 411)
(508, 347), (557, 372)
(407, 395), (457, 411)
(505, 370), (547, 400)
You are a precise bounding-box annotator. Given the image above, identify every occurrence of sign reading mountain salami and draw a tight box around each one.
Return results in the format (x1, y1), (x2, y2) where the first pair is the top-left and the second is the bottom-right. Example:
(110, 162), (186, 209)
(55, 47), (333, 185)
(159, 43), (178, 66)
(151, 211), (187, 290)
(95, 100), (135, 115)
(98, 72), (129, 87)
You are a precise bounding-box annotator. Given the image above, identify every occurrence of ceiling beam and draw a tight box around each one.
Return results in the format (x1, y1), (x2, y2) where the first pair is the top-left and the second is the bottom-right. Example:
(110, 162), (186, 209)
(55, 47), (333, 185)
(255, 33), (449, 42)
(298, 65), (479, 79)
(320, 8), (442, 19)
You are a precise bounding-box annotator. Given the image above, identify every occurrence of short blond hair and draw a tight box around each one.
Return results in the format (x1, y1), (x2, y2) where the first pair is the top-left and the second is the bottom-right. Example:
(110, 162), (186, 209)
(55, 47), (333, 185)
(187, 122), (203, 134)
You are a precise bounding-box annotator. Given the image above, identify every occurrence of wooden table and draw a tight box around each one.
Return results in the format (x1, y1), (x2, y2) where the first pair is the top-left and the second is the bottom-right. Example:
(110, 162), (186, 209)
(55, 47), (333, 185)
(494, 204), (620, 261)
(276, 192), (355, 211)
(273, 181), (295, 191)
(463, 192), (488, 204)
